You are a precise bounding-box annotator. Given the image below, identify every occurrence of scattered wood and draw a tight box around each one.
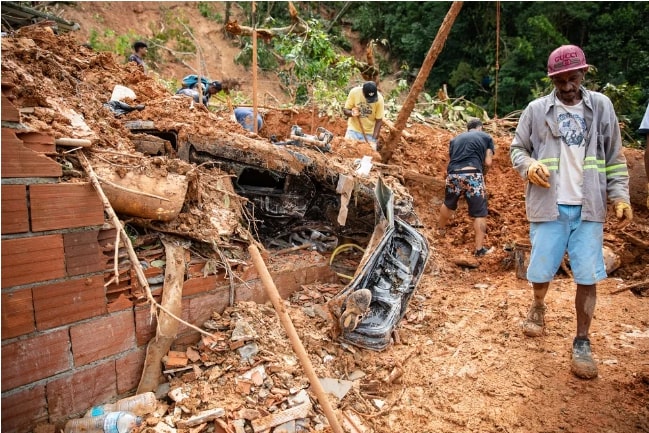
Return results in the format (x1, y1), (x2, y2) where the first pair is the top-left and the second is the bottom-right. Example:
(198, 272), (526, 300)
(250, 401), (311, 433)
(176, 408), (225, 428)
(137, 236), (186, 393)
(621, 231), (649, 249)
(249, 245), (345, 433)
(611, 280), (649, 296)
(54, 137), (92, 147)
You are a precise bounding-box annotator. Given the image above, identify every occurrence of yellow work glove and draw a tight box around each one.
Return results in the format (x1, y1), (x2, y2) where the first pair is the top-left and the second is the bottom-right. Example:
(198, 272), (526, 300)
(527, 161), (551, 188)
(614, 201), (633, 228)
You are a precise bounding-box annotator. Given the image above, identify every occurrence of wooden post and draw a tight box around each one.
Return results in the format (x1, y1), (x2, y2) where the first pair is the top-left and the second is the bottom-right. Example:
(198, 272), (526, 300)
(252, 1), (259, 133)
(380, 1), (463, 163)
(248, 245), (345, 433)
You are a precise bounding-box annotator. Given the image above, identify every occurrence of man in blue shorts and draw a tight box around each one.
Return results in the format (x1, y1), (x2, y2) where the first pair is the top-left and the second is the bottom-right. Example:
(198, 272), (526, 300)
(438, 119), (495, 256)
(510, 45), (633, 379)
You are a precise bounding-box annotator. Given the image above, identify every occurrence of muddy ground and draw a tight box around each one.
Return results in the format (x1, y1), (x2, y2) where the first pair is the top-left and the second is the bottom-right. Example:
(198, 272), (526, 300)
(2, 9), (648, 433)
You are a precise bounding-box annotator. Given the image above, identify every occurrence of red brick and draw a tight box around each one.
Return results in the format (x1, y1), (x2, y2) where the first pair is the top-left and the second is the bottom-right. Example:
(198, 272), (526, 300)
(1, 184), (28, 234)
(30, 183), (104, 231)
(1, 329), (71, 391)
(115, 348), (146, 394)
(1, 289), (35, 339)
(46, 359), (116, 422)
(1, 128), (61, 178)
(183, 274), (226, 296)
(63, 230), (103, 275)
(1, 235), (65, 288)
(1, 384), (47, 433)
(134, 304), (157, 346)
(1, 94), (20, 122)
(181, 289), (230, 335)
(33, 276), (106, 330)
(70, 310), (135, 366)
(16, 131), (55, 153)
(107, 293), (134, 313)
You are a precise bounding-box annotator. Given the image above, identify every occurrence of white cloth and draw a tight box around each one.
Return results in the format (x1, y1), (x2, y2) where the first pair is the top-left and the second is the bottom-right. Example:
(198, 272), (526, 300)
(556, 100), (586, 204)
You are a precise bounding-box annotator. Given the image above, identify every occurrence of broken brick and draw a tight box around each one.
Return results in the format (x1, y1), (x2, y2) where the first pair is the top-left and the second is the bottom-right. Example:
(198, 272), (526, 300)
(164, 350), (189, 369)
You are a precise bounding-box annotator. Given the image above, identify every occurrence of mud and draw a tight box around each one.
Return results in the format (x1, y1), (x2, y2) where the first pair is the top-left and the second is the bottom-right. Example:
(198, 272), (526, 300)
(2, 14), (648, 433)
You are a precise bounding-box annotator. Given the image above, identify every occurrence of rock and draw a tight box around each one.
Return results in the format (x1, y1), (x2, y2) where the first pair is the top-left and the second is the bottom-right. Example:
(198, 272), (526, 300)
(318, 377), (353, 400)
(453, 256), (480, 268)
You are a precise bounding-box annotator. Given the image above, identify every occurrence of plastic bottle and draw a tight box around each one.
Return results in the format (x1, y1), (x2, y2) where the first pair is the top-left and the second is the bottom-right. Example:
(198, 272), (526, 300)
(64, 411), (142, 433)
(84, 392), (157, 417)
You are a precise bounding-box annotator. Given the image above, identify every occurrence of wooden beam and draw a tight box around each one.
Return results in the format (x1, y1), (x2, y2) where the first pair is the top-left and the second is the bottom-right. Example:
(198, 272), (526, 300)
(380, 1), (463, 163)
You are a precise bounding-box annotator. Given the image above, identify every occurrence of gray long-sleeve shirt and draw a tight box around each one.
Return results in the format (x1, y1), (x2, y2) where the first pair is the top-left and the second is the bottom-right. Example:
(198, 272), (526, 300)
(510, 87), (629, 222)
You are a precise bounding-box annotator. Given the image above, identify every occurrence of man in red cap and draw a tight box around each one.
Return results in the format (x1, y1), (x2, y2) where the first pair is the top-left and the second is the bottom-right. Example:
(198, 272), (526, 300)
(510, 45), (632, 379)
(343, 81), (384, 150)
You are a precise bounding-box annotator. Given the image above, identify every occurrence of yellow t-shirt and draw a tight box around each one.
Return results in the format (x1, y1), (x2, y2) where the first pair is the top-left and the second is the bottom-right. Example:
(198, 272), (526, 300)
(344, 86), (385, 135)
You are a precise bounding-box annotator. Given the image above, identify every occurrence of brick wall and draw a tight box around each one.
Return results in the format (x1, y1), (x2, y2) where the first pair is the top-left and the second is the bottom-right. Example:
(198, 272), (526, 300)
(1, 91), (338, 432)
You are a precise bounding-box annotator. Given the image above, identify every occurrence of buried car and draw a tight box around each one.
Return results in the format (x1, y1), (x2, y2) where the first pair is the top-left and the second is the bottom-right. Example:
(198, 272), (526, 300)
(329, 178), (430, 351)
(123, 120), (429, 350)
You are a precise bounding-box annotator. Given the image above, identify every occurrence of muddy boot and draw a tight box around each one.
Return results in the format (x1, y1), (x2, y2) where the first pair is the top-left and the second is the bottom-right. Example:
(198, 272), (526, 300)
(522, 303), (546, 337)
(339, 289), (372, 333)
(571, 337), (598, 379)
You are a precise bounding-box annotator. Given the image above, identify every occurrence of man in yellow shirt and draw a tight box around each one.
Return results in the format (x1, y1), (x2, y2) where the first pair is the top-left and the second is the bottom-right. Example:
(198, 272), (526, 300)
(343, 82), (384, 150)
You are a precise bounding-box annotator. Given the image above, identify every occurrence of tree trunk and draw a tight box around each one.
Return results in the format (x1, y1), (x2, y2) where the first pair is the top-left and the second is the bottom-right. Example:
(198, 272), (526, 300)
(380, 1), (463, 163)
(137, 237), (186, 393)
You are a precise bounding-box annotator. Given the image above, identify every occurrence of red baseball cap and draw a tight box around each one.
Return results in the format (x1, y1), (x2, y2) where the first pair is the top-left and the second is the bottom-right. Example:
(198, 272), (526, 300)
(547, 45), (589, 77)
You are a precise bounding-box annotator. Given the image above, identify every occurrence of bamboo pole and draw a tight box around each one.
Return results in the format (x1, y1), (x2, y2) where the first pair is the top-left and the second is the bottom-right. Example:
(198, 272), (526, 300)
(252, 1), (259, 134)
(248, 245), (344, 433)
(380, 1), (463, 163)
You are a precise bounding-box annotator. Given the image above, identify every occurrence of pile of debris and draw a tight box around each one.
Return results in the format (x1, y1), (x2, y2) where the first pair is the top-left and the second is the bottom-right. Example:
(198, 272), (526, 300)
(63, 289), (409, 433)
(3, 23), (432, 433)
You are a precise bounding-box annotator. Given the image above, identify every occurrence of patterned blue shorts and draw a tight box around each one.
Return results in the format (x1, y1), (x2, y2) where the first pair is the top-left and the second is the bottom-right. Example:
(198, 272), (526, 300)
(443, 172), (487, 217)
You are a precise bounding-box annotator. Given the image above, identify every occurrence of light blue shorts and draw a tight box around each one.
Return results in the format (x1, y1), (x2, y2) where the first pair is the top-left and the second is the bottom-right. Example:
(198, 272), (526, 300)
(527, 205), (606, 285)
(345, 129), (377, 149)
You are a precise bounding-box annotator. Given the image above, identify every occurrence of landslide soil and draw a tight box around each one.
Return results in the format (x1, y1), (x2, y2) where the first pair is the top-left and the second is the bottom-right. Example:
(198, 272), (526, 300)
(5, 3), (649, 432)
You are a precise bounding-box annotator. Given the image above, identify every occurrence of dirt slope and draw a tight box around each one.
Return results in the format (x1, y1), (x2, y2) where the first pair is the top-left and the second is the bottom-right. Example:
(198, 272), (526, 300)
(3, 4), (648, 432)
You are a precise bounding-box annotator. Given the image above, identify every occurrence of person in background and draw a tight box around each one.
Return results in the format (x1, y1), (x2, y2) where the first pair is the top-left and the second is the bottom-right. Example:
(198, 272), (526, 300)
(176, 81), (222, 107)
(438, 119), (495, 257)
(638, 102), (649, 208)
(128, 41), (148, 72)
(510, 44), (632, 379)
(343, 81), (384, 150)
(233, 107), (263, 133)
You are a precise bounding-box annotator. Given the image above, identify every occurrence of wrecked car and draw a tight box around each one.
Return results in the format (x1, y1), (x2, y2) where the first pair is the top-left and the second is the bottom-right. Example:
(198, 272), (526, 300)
(123, 120), (429, 350)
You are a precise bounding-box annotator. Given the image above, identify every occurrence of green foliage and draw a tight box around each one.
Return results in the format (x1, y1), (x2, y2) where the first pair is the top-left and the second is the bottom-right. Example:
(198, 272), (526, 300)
(88, 29), (139, 56)
(197, 2), (223, 23)
(255, 19), (356, 105)
(234, 40), (279, 70)
(150, 7), (196, 54)
(346, 1), (649, 138)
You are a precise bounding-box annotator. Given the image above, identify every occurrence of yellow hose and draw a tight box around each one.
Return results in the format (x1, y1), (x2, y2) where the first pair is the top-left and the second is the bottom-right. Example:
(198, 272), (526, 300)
(329, 243), (365, 280)
(329, 243), (365, 265)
